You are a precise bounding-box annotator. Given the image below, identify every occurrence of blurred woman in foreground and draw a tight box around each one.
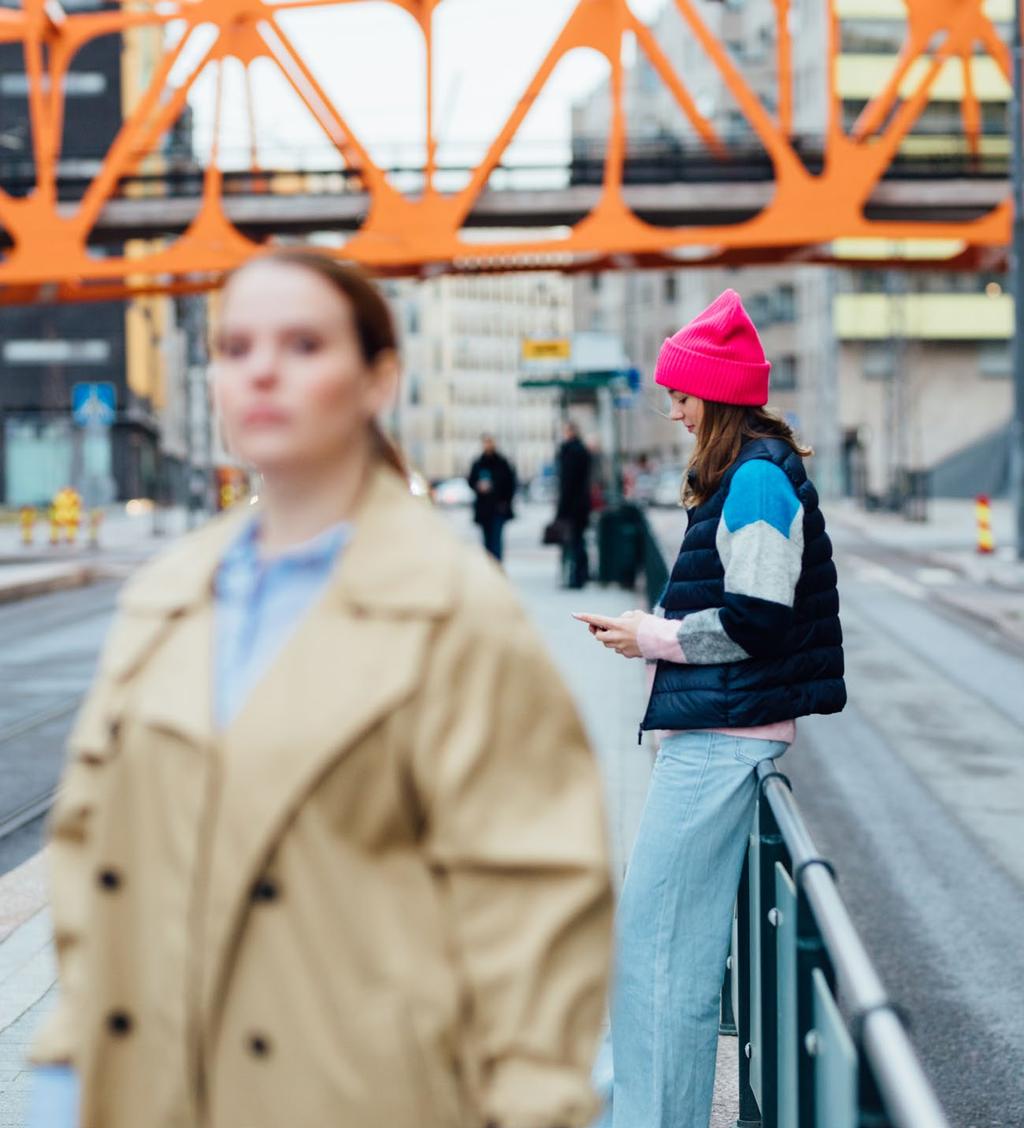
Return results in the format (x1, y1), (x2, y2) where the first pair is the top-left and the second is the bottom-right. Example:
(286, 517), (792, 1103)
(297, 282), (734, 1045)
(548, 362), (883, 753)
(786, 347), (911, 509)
(30, 251), (613, 1128)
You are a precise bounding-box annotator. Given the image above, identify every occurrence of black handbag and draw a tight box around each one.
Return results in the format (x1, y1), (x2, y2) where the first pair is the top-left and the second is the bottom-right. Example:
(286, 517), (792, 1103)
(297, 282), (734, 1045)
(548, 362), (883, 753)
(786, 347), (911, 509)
(542, 518), (572, 546)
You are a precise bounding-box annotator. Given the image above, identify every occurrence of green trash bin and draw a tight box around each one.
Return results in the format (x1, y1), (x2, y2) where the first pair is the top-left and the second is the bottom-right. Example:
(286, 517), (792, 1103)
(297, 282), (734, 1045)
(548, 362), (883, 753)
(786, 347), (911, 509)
(597, 505), (644, 589)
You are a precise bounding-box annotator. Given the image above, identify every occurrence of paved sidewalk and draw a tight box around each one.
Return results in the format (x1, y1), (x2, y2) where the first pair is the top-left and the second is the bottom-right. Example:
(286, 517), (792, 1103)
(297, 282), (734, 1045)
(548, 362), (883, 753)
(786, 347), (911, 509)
(463, 508), (741, 1128)
(0, 855), (53, 1127)
(830, 497), (1021, 586)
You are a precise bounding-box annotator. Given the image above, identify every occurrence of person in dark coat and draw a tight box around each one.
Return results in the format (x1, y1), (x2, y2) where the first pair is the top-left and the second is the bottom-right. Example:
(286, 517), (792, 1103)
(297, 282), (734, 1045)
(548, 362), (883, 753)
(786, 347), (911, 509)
(468, 434), (517, 562)
(555, 421), (593, 589)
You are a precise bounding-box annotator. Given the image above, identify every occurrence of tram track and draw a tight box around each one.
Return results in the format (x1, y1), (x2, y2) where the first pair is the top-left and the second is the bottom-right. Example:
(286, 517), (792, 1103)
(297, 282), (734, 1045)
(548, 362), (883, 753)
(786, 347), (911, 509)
(0, 698), (84, 847)
(0, 582), (119, 869)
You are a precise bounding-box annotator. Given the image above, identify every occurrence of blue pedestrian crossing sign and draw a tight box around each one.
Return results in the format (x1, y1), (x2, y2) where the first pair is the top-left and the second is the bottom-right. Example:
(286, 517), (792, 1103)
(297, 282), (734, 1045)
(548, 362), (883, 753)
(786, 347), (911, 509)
(72, 382), (117, 427)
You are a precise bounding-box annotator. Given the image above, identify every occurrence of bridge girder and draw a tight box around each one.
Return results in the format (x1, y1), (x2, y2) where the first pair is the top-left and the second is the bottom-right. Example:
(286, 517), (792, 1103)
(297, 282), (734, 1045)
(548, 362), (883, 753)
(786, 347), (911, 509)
(0, 0), (1016, 304)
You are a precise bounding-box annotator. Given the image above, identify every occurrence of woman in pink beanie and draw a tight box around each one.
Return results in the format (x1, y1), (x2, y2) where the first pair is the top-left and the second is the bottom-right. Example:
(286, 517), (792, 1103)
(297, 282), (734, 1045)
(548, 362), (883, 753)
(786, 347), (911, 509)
(576, 289), (846, 1128)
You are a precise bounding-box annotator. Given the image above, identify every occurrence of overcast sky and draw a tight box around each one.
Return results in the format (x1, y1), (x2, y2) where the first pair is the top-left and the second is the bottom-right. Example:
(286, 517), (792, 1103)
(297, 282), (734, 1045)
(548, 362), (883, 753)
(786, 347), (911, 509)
(184, 0), (668, 173)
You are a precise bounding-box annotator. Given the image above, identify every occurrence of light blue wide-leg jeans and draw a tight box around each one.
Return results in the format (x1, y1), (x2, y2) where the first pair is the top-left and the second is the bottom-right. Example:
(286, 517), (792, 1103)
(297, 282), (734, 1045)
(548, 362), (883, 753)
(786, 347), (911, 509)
(594, 731), (787, 1128)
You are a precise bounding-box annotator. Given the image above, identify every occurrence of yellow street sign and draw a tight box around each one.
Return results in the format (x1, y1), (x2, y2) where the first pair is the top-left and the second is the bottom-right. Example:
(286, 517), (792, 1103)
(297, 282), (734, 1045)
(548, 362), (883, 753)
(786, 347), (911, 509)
(522, 338), (571, 361)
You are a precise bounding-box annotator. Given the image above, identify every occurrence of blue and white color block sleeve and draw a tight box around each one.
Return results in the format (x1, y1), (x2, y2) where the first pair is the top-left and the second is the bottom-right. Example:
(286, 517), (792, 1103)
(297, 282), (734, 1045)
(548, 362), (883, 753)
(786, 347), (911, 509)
(637, 460), (804, 665)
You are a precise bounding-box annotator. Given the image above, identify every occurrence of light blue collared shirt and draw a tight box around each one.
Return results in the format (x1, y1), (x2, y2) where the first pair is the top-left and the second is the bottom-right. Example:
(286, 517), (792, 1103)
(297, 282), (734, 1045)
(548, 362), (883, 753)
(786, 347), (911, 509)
(26, 516), (353, 1125)
(213, 516), (352, 729)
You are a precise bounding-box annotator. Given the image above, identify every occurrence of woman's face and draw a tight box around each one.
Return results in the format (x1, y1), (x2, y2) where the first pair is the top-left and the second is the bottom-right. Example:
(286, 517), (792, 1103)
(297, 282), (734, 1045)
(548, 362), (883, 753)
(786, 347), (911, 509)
(668, 390), (705, 435)
(212, 261), (396, 476)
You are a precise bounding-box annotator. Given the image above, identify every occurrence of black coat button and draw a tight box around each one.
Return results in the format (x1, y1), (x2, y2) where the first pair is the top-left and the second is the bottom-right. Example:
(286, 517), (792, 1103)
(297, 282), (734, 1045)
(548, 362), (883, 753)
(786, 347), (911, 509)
(98, 868), (122, 891)
(107, 1010), (133, 1036)
(247, 1033), (271, 1058)
(251, 879), (279, 903)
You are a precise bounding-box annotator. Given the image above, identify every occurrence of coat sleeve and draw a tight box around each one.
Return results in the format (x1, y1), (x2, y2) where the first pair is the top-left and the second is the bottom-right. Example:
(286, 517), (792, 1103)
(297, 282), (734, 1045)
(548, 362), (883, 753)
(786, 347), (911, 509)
(30, 664), (121, 1066)
(412, 599), (613, 1128)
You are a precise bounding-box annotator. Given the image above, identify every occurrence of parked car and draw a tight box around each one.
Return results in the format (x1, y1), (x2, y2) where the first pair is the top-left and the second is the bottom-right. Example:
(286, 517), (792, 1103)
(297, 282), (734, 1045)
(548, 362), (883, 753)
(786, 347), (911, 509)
(631, 471), (656, 506)
(651, 468), (684, 508)
(433, 477), (475, 507)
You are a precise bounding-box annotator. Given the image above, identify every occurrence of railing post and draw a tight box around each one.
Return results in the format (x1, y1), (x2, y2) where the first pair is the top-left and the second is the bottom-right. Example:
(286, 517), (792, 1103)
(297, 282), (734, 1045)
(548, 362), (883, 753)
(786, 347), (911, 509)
(755, 791), (786, 1128)
(720, 956), (737, 1036)
(735, 852), (761, 1128)
(796, 873), (835, 1128)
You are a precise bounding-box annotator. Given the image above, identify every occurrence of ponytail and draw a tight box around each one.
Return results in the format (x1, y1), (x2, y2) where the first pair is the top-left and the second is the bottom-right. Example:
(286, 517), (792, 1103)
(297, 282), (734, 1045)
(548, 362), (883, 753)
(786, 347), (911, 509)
(370, 420), (407, 479)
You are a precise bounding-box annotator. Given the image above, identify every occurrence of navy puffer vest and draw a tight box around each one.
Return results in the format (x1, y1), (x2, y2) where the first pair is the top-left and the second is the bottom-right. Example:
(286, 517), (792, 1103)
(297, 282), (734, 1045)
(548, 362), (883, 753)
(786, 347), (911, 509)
(641, 438), (846, 732)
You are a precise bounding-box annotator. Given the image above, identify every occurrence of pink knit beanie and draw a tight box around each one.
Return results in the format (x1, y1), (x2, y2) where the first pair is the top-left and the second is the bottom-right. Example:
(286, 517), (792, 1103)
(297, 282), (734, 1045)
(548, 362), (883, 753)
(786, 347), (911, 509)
(654, 289), (771, 406)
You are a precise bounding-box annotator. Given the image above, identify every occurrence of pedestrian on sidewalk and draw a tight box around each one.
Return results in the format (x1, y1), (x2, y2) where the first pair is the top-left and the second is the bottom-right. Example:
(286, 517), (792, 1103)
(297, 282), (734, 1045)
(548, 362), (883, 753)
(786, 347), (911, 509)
(555, 420), (593, 589)
(29, 251), (613, 1128)
(468, 433), (517, 562)
(573, 289), (846, 1128)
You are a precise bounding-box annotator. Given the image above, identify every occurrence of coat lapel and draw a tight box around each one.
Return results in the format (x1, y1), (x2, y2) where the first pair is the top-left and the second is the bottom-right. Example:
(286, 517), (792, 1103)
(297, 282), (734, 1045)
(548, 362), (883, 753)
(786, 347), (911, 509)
(110, 507), (249, 752)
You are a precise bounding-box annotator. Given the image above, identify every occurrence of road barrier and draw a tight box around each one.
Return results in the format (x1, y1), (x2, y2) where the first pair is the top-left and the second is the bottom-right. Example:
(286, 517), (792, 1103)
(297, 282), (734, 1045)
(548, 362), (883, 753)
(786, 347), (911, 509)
(732, 761), (950, 1128)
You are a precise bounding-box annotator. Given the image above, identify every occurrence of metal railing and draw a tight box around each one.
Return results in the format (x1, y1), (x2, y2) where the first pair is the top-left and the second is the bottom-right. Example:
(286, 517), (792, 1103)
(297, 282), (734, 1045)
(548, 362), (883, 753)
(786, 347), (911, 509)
(732, 760), (950, 1128)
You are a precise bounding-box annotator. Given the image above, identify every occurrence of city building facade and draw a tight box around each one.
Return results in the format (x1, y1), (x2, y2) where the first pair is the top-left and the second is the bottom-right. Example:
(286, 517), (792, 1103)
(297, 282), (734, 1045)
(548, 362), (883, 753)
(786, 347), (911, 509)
(385, 272), (571, 484)
(0, 4), (189, 508)
(571, 0), (1014, 502)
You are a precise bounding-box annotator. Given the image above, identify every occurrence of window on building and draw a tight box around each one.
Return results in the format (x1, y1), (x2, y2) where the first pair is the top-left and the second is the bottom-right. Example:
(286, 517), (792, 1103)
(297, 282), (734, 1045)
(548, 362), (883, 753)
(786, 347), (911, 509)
(746, 292), (773, 326)
(858, 271), (887, 293)
(663, 274), (677, 303)
(862, 342), (895, 380)
(775, 284), (796, 322)
(773, 355), (797, 390)
(842, 20), (903, 54)
(979, 341), (1012, 378)
(725, 37), (745, 61)
(590, 274), (602, 293)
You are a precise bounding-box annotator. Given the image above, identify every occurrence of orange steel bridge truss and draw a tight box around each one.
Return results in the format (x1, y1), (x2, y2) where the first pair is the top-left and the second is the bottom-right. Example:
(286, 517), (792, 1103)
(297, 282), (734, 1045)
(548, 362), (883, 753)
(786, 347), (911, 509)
(0, 0), (1017, 303)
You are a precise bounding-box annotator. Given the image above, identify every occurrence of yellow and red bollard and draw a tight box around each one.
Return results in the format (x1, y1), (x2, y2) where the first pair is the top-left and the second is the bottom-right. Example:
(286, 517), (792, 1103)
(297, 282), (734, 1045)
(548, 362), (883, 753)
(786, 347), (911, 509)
(975, 494), (995, 555)
(49, 487), (83, 547)
(19, 506), (36, 547)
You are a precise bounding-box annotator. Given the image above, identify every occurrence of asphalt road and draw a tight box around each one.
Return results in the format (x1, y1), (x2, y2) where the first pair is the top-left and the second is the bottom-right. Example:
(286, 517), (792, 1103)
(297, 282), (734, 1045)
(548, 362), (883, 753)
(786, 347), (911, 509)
(0, 581), (120, 875)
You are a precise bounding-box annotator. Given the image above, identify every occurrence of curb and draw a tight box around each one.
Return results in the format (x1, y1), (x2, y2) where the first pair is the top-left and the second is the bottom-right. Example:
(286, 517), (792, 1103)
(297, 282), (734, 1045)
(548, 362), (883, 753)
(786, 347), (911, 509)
(0, 567), (99, 606)
(929, 587), (1024, 650)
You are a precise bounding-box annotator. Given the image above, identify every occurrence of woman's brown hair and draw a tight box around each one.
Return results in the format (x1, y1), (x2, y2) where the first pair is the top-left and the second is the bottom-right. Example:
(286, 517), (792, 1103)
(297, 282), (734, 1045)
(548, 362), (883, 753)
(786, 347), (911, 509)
(230, 249), (407, 477)
(684, 402), (812, 507)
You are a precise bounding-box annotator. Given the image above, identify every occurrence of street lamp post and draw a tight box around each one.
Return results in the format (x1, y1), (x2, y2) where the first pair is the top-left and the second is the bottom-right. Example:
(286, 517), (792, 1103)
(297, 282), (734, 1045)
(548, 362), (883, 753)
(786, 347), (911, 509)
(1012, 0), (1024, 559)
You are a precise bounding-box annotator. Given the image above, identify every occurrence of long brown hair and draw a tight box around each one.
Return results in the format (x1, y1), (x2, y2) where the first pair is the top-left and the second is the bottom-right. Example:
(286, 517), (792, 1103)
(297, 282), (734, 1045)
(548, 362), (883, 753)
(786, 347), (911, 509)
(684, 402), (812, 507)
(230, 249), (407, 477)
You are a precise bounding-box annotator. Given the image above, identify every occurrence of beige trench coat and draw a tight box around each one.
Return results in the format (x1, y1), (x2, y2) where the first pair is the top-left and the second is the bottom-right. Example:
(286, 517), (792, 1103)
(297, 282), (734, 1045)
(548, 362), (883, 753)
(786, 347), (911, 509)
(33, 467), (613, 1128)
